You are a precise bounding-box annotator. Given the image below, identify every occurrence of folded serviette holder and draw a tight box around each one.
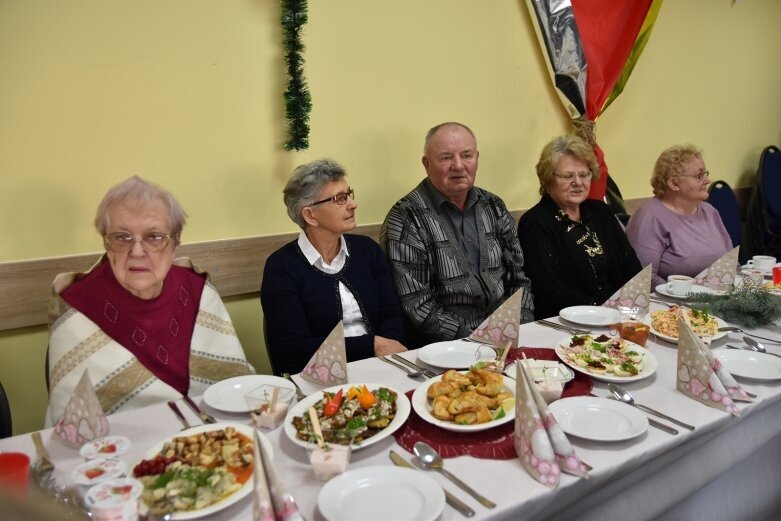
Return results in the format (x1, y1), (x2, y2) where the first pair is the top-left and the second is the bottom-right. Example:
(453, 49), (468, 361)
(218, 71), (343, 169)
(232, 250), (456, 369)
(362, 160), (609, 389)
(676, 316), (751, 416)
(514, 361), (588, 488)
(300, 321), (348, 386)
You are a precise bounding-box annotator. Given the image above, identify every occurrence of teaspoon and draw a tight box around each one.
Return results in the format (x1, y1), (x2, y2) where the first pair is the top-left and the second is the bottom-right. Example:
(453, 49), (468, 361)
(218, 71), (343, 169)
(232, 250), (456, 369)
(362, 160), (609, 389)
(743, 336), (781, 358)
(413, 441), (496, 508)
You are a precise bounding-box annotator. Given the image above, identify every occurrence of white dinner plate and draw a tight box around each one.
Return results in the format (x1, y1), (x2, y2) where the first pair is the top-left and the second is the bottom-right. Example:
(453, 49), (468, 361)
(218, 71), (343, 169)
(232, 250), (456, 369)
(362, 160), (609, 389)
(203, 375), (295, 413)
(716, 350), (781, 380)
(555, 336), (658, 383)
(418, 340), (496, 369)
(318, 466), (445, 521)
(548, 396), (648, 441)
(283, 383), (411, 450)
(410, 372), (515, 432)
(654, 283), (721, 299)
(559, 306), (621, 327)
(138, 423), (271, 520)
(644, 314), (728, 344)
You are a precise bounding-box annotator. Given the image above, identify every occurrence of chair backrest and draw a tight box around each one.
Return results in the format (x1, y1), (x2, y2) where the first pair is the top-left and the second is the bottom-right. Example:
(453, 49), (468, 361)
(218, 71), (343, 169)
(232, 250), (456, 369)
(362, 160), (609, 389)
(0, 380), (12, 439)
(708, 180), (742, 248)
(760, 145), (781, 229)
(604, 175), (631, 227)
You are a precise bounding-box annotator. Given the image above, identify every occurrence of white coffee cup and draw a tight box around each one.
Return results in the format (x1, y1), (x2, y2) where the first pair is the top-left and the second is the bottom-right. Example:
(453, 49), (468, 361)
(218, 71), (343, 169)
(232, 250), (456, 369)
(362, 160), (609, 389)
(666, 275), (693, 296)
(747, 255), (777, 272)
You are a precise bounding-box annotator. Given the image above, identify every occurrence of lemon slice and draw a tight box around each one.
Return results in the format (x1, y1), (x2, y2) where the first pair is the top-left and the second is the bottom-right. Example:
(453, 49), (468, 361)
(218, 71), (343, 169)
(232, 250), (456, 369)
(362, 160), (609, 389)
(491, 397), (515, 420)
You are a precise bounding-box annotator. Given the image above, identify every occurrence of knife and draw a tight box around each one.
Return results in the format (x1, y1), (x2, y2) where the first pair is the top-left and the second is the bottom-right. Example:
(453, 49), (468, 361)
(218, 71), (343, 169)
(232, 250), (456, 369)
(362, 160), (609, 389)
(389, 450), (475, 517)
(182, 395), (217, 424)
(390, 354), (439, 378)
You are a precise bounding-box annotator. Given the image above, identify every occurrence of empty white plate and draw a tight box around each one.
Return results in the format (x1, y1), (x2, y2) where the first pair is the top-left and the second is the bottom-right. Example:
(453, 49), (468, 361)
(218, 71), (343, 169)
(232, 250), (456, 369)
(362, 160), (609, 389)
(318, 466), (445, 521)
(203, 375), (295, 413)
(418, 340), (496, 369)
(716, 350), (781, 380)
(548, 396), (648, 441)
(559, 306), (621, 327)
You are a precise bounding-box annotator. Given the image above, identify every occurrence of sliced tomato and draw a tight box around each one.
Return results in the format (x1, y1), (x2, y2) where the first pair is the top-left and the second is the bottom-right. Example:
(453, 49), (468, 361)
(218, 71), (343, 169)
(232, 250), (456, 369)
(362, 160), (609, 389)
(323, 389), (344, 416)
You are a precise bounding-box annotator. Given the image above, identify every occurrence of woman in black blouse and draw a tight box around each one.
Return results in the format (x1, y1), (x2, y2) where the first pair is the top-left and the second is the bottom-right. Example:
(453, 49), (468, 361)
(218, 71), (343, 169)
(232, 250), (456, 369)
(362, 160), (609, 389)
(517, 136), (641, 319)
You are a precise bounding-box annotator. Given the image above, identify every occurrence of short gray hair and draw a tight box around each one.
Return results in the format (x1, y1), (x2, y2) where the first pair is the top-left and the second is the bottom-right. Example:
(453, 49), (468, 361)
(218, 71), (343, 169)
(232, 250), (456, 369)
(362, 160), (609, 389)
(94, 176), (187, 244)
(424, 122), (477, 154)
(284, 159), (347, 229)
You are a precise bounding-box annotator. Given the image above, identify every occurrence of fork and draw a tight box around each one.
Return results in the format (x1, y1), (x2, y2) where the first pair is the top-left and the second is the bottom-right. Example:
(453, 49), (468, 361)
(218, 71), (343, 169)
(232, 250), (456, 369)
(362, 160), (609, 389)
(31, 431), (55, 474)
(718, 326), (781, 345)
(283, 372), (307, 401)
(380, 356), (426, 378)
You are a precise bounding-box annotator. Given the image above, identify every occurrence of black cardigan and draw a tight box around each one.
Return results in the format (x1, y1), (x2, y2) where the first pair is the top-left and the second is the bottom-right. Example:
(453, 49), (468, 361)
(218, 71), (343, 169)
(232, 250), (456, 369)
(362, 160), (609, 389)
(517, 195), (641, 320)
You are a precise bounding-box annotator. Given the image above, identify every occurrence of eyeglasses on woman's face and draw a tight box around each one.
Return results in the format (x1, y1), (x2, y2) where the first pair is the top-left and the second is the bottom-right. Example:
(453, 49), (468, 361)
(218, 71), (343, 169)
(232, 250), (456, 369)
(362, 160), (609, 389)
(309, 188), (355, 207)
(553, 171), (593, 183)
(103, 232), (172, 253)
(679, 170), (710, 181)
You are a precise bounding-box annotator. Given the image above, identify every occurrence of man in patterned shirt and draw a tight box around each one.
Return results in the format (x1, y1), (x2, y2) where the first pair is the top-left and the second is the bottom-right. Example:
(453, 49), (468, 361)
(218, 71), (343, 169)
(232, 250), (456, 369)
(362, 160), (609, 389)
(380, 122), (534, 347)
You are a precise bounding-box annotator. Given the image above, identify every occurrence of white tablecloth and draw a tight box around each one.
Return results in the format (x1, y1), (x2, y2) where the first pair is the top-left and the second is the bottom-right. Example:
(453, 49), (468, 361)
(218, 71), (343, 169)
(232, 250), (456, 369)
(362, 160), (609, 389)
(3, 305), (781, 520)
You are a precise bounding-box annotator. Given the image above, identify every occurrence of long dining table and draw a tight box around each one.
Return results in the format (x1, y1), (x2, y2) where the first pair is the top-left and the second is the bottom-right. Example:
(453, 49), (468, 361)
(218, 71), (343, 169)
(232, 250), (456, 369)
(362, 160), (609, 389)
(2, 303), (781, 520)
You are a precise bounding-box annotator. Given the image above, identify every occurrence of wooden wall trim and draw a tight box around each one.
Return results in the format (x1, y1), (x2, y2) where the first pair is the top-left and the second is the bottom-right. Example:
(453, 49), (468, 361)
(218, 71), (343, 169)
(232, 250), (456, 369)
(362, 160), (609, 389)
(0, 189), (750, 332)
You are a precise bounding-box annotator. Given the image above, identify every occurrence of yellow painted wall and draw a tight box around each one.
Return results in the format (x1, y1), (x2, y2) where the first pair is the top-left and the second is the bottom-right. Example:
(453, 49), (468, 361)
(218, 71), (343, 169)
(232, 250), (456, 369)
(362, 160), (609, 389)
(1, 0), (780, 435)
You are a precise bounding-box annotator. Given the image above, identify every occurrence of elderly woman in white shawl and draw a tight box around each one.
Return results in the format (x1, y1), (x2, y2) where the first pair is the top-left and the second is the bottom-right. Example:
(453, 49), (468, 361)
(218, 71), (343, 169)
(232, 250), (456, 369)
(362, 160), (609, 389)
(46, 176), (253, 426)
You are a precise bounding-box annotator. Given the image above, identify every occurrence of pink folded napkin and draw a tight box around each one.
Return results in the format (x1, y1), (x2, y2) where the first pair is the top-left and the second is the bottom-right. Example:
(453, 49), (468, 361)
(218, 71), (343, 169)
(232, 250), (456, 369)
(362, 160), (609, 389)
(676, 317), (751, 416)
(253, 430), (303, 521)
(513, 360), (588, 488)
(52, 369), (109, 448)
(469, 288), (523, 348)
(300, 321), (348, 386)
(694, 246), (740, 290)
(603, 264), (652, 314)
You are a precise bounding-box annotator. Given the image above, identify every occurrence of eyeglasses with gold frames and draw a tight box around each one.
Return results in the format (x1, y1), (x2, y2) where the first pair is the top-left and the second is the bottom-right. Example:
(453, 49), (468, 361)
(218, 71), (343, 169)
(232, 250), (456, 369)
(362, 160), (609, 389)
(103, 232), (172, 253)
(309, 188), (355, 207)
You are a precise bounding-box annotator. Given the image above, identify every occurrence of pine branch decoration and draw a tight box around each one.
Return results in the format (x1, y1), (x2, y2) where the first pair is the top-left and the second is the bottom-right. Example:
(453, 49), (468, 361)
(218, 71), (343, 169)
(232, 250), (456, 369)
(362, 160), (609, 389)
(686, 283), (781, 328)
(281, 0), (312, 150)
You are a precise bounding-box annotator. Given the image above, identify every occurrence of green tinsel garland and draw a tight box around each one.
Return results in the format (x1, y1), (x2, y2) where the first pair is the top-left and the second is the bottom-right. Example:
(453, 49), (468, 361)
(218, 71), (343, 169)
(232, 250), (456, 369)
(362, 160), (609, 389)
(281, 0), (312, 150)
(686, 283), (781, 328)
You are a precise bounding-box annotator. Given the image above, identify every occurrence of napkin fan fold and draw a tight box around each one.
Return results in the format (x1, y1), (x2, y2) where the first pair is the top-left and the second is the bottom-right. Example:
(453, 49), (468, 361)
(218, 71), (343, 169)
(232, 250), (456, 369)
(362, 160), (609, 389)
(253, 430), (303, 521)
(693, 246), (740, 290)
(300, 321), (348, 386)
(469, 288), (523, 348)
(603, 264), (652, 314)
(513, 361), (588, 488)
(676, 316), (751, 416)
(52, 369), (110, 448)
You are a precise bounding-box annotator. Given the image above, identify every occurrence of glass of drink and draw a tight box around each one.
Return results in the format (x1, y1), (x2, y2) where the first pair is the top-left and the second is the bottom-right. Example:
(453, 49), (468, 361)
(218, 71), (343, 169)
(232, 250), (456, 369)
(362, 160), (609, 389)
(609, 306), (650, 347)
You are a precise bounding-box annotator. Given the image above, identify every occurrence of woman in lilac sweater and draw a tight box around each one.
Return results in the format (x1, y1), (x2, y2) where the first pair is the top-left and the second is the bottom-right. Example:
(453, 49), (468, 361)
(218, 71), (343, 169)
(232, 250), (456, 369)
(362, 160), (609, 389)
(626, 145), (732, 287)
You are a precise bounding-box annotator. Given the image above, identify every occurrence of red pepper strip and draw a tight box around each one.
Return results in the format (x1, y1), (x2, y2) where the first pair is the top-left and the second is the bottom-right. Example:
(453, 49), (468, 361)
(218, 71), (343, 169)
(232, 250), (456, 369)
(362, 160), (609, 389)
(323, 389), (344, 416)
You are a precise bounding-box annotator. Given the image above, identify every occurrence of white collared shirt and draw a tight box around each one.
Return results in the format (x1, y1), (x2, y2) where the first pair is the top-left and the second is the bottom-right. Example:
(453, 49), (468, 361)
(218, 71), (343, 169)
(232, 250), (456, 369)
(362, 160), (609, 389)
(297, 232), (368, 337)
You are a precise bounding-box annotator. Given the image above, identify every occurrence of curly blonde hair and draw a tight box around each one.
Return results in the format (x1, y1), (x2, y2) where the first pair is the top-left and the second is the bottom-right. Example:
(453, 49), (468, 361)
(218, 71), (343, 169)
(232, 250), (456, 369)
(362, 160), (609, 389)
(535, 135), (599, 196)
(650, 145), (703, 197)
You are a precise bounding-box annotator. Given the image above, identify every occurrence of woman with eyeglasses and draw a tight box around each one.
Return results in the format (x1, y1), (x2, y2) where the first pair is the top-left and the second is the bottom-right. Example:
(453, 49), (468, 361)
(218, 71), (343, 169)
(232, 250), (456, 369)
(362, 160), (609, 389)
(625, 145), (732, 287)
(517, 136), (641, 319)
(261, 159), (407, 375)
(45, 176), (253, 426)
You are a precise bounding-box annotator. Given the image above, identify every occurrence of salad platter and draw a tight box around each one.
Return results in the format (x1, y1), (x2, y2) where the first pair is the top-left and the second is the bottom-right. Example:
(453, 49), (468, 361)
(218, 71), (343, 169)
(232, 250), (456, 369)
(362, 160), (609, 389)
(555, 334), (657, 383)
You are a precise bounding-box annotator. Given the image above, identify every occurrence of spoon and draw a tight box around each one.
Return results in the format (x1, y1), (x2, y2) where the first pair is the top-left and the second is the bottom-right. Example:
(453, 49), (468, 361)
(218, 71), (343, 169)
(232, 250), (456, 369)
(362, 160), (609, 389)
(413, 442), (496, 508)
(743, 336), (781, 358)
(608, 384), (695, 431)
